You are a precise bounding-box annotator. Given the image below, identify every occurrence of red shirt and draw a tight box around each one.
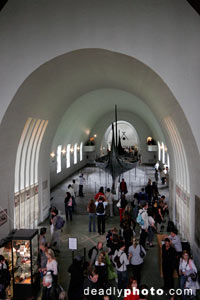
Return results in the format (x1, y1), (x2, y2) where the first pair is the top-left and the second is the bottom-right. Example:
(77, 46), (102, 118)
(124, 293), (140, 300)
(94, 192), (105, 200)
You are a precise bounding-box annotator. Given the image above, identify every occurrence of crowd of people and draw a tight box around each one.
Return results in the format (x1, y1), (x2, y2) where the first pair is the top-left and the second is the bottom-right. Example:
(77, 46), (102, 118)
(38, 176), (199, 300)
(1, 173), (198, 300)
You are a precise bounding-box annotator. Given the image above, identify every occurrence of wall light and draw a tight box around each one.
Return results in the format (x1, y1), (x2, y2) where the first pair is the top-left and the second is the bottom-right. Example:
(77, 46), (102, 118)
(61, 148), (66, 156)
(50, 152), (55, 158)
(70, 147), (74, 153)
(77, 146), (80, 151)
(94, 134), (97, 138)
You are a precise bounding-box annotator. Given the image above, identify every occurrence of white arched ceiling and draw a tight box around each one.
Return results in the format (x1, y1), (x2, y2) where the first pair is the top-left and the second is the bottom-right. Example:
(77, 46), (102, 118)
(51, 88), (165, 151)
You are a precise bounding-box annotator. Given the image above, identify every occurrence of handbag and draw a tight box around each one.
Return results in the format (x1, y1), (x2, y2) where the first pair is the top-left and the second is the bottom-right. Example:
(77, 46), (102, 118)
(140, 245), (145, 259)
(116, 199), (121, 208)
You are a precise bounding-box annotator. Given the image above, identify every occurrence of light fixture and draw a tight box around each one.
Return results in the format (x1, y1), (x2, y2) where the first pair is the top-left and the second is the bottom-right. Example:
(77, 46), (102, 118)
(164, 146), (168, 152)
(94, 134), (97, 138)
(61, 148), (66, 156)
(50, 152), (55, 158)
(77, 146), (80, 151)
(70, 147), (74, 153)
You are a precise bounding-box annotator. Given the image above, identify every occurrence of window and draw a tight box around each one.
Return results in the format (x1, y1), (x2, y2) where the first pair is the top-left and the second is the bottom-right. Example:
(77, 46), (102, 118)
(74, 143), (77, 164)
(158, 141), (161, 161)
(57, 145), (62, 173)
(66, 144), (71, 168)
(162, 142), (165, 164)
(80, 142), (83, 161)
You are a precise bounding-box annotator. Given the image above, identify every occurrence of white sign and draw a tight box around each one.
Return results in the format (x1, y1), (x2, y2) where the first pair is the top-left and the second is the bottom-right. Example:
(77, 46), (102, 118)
(68, 237), (77, 250)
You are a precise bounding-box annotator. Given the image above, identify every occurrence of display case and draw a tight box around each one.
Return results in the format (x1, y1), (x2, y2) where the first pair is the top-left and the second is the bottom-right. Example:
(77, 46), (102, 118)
(12, 229), (39, 300)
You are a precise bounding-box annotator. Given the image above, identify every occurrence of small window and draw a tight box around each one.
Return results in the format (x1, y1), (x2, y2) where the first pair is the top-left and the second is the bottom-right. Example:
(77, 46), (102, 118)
(74, 143), (77, 164)
(66, 144), (71, 168)
(57, 145), (62, 173)
(80, 142), (83, 161)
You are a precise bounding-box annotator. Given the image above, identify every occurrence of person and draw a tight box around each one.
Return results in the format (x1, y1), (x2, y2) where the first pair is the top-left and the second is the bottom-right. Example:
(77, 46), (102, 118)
(95, 252), (107, 287)
(42, 272), (58, 300)
(38, 243), (48, 279)
(152, 182), (159, 200)
(95, 196), (108, 235)
(89, 242), (103, 266)
(67, 184), (75, 211)
(0, 255), (10, 299)
(72, 179), (78, 198)
(50, 209), (62, 252)
(155, 201), (164, 234)
(119, 178), (128, 195)
(68, 255), (84, 300)
(160, 169), (166, 185)
(64, 192), (73, 221)
(87, 199), (96, 232)
(44, 249), (58, 284)
(138, 202), (148, 249)
(168, 228), (182, 274)
(79, 173), (85, 197)
(162, 238), (176, 291)
(105, 188), (114, 217)
(147, 210), (156, 247)
(39, 227), (47, 246)
(128, 239), (146, 285)
(123, 277), (139, 300)
(145, 179), (153, 205)
(179, 250), (200, 300)
(113, 242), (129, 290)
(118, 194), (128, 222)
(95, 187), (105, 200)
(139, 285), (149, 300)
(138, 188), (148, 205)
(83, 269), (102, 299)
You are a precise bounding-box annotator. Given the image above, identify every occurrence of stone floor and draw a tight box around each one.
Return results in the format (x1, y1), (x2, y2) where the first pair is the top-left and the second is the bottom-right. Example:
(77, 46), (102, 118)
(38, 165), (197, 299)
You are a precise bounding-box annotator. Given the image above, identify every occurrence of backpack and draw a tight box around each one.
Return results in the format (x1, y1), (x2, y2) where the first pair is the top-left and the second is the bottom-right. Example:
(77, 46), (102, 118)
(114, 252), (123, 269)
(55, 216), (65, 229)
(96, 202), (105, 214)
(88, 246), (98, 260)
(136, 211), (144, 226)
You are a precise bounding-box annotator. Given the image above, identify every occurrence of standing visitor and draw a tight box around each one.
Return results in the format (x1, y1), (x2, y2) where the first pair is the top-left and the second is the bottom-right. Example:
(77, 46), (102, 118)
(95, 196), (108, 235)
(87, 199), (96, 232)
(79, 173), (85, 197)
(105, 188), (114, 217)
(128, 239), (146, 285)
(119, 178), (128, 196)
(118, 194), (128, 222)
(138, 202), (148, 249)
(64, 192), (73, 221)
(72, 179), (78, 198)
(67, 184), (75, 212)
(113, 242), (129, 290)
(162, 238), (176, 293)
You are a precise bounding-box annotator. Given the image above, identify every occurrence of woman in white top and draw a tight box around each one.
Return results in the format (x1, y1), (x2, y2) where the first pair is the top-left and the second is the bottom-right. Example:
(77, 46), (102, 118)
(45, 248), (58, 283)
(179, 250), (199, 299)
(128, 238), (146, 285)
(147, 211), (156, 247)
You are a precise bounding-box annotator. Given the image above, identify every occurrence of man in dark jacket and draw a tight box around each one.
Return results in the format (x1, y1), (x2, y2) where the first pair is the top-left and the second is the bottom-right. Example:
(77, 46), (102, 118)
(83, 269), (102, 300)
(162, 238), (176, 290)
(42, 273), (58, 300)
(68, 256), (84, 300)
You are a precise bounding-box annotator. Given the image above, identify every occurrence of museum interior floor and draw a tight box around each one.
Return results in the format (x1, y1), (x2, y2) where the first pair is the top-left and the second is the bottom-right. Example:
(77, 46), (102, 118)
(38, 165), (198, 300)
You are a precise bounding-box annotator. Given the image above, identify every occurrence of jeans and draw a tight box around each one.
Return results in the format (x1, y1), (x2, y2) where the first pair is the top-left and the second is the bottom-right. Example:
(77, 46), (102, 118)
(65, 206), (73, 221)
(180, 275), (187, 300)
(117, 270), (128, 289)
(131, 263), (142, 285)
(140, 229), (148, 248)
(79, 185), (84, 197)
(97, 215), (105, 234)
(89, 213), (96, 232)
(148, 226), (154, 244)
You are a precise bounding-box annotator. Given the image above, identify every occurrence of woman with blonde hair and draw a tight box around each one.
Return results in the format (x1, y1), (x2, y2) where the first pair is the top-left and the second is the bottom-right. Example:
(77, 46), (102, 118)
(44, 248), (58, 283)
(95, 251), (107, 285)
(128, 238), (146, 285)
